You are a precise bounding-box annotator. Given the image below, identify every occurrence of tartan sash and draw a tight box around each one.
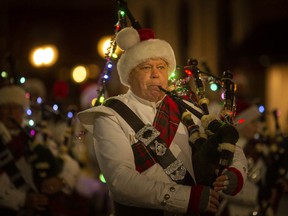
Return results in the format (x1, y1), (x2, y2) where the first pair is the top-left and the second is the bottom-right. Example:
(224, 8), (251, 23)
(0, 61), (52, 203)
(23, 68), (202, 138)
(104, 97), (181, 173)
(131, 141), (157, 173)
(153, 96), (183, 147)
(134, 96), (183, 172)
(104, 98), (194, 185)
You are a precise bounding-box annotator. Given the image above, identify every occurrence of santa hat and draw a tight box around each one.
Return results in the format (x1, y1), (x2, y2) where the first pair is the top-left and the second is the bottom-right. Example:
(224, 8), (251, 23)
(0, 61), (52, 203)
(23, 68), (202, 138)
(116, 27), (176, 86)
(0, 85), (29, 109)
(235, 100), (260, 130)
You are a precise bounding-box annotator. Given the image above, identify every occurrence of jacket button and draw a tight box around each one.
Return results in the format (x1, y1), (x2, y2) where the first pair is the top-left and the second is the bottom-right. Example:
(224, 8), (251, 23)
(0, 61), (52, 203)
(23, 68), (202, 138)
(164, 194), (170, 200)
(169, 186), (175, 192)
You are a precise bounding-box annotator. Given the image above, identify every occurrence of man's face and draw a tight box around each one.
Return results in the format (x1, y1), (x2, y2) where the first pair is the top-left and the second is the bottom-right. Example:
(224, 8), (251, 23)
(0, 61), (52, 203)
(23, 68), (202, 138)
(128, 58), (169, 102)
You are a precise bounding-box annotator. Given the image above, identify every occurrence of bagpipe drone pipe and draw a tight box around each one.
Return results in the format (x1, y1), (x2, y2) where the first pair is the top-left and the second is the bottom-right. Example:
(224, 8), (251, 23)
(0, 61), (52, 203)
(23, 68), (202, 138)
(159, 58), (239, 187)
(115, 0), (141, 30)
(93, 0), (141, 106)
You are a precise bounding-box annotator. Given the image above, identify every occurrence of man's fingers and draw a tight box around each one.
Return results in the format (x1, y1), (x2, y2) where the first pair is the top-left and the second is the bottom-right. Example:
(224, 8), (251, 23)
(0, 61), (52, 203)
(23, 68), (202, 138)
(206, 189), (220, 213)
(213, 174), (229, 191)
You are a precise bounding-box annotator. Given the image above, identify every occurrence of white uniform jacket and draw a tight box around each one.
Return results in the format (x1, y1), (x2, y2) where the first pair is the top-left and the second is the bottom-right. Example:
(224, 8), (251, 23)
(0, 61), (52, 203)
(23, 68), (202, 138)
(0, 122), (80, 211)
(78, 90), (247, 214)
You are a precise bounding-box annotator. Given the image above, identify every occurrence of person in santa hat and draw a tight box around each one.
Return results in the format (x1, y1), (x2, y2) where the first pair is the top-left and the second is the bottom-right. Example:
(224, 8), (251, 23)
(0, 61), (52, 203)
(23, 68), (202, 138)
(0, 84), (82, 216)
(78, 26), (248, 216)
(0, 84), (49, 215)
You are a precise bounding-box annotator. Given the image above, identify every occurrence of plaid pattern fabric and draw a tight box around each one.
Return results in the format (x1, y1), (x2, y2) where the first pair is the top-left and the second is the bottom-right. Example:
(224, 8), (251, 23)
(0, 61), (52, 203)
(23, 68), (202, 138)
(104, 97), (184, 173)
(132, 141), (157, 173)
(132, 96), (183, 173)
(153, 96), (182, 147)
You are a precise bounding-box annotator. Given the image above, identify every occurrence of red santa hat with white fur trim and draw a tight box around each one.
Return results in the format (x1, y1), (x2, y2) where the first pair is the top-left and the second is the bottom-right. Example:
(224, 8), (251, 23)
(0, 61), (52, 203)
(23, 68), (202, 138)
(116, 27), (176, 86)
(235, 100), (260, 130)
(0, 85), (29, 109)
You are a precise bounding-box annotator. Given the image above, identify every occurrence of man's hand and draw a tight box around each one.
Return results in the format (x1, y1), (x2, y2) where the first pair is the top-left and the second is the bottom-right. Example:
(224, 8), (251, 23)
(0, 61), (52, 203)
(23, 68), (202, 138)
(189, 185), (220, 214)
(213, 174), (229, 192)
(206, 188), (220, 213)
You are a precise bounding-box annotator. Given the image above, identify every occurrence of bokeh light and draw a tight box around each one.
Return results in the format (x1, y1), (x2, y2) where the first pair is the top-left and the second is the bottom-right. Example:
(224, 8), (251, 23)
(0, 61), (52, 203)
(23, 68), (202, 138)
(29, 44), (58, 67)
(71, 65), (88, 83)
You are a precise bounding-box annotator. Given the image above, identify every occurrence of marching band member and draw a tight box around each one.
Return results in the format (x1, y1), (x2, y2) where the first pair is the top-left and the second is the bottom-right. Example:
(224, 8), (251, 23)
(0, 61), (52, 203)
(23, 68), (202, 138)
(222, 100), (266, 216)
(78, 26), (248, 216)
(32, 105), (84, 216)
(0, 84), (82, 216)
(0, 84), (49, 215)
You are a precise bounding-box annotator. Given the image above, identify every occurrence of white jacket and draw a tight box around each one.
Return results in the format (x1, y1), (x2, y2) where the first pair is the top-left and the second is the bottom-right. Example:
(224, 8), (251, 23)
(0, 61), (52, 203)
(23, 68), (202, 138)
(78, 90), (248, 214)
(0, 121), (80, 211)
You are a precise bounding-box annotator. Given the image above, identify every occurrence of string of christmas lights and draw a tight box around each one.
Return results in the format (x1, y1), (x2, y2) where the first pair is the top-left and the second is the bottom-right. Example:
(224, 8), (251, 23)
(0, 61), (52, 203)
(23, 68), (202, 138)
(93, 4), (128, 106)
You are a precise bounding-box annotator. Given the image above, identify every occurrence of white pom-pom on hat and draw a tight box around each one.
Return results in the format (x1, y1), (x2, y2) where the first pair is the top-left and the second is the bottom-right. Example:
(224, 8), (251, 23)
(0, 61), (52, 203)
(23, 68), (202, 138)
(116, 27), (176, 87)
(116, 27), (140, 51)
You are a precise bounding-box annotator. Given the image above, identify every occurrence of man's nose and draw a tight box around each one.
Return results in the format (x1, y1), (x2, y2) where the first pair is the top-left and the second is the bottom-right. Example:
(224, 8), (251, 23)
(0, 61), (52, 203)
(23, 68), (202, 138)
(151, 67), (160, 78)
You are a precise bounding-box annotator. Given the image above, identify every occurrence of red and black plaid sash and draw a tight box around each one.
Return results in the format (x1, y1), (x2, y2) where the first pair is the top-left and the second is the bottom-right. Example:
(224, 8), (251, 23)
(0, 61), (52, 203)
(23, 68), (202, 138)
(153, 96), (182, 147)
(132, 142), (157, 173)
(104, 97), (182, 173)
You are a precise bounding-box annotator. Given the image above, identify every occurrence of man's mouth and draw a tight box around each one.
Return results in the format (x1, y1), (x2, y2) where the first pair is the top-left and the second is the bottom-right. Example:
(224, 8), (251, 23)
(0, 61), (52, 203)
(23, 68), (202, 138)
(149, 85), (162, 91)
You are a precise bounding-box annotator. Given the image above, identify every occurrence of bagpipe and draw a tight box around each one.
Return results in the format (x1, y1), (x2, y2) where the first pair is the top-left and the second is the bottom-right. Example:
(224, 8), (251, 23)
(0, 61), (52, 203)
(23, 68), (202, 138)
(9, 116), (64, 190)
(159, 58), (239, 186)
(28, 100), (83, 185)
(14, 103), (87, 216)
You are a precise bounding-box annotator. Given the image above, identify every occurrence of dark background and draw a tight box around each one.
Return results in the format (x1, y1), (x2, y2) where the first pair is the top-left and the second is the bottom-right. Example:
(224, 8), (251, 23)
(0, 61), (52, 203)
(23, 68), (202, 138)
(1, 0), (288, 110)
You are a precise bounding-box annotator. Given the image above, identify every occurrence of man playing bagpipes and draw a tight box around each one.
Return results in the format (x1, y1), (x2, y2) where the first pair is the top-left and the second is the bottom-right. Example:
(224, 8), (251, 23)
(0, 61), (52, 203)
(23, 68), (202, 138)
(0, 84), (49, 215)
(0, 84), (81, 216)
(78, 26), (248, 216)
